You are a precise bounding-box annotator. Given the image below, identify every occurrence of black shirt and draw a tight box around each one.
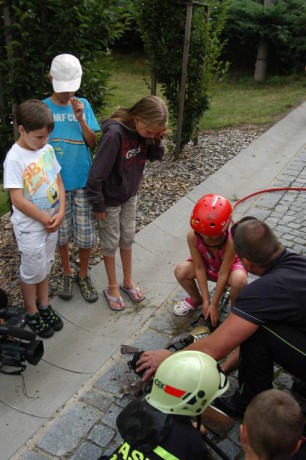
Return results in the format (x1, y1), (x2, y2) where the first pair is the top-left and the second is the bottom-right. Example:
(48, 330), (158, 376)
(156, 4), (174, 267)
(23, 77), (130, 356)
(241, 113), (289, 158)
(103, 398), (208, 460)
(232, 249), (306, 333)
(108, 417), (208, 460)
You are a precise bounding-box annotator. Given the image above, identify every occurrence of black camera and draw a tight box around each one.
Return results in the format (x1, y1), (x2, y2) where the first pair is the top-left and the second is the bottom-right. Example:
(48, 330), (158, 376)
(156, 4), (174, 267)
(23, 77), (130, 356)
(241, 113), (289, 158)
(0, 305), (44, 375)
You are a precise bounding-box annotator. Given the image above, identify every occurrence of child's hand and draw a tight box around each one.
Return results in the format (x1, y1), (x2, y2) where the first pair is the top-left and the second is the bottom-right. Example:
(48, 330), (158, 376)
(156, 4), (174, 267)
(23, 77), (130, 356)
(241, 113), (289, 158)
(45, 218), (58, 233)
(204, 303), (219, 327)
(71, 97), (84, 122)
(39, 213), (55, 230)
(94, 211), (106, 221)
(44, 212), (63, 233)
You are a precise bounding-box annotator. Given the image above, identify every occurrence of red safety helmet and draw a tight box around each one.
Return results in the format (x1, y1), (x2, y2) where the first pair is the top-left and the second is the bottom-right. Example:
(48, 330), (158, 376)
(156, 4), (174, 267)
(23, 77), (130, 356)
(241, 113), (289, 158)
(190, 194), (232, 236)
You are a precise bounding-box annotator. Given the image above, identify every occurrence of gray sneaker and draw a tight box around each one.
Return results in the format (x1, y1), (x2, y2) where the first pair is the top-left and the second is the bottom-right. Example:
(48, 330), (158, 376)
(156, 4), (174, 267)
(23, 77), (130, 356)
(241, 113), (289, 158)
(75, 274), (98, 303)
(58, 274), (74, 300)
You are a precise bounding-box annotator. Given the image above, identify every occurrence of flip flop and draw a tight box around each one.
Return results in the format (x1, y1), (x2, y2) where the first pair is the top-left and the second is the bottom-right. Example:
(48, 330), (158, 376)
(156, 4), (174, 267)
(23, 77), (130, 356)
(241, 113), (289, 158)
(120, 285), (145, 303)
(103, 289), (125, 311)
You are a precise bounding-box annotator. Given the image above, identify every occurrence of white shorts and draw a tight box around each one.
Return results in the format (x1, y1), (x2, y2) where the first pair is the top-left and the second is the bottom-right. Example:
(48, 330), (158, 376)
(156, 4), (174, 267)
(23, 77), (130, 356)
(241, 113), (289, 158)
(13, 227), (58, 284)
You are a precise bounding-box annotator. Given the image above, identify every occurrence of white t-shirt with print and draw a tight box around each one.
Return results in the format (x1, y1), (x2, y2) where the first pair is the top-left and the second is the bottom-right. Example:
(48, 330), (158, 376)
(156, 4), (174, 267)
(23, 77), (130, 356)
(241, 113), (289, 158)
(4, 143), (61, 232)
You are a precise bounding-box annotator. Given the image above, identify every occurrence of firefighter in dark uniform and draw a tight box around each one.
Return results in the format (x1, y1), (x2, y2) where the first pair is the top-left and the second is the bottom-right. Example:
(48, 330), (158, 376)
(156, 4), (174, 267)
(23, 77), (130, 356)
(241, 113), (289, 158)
(100, 350), (228, 460)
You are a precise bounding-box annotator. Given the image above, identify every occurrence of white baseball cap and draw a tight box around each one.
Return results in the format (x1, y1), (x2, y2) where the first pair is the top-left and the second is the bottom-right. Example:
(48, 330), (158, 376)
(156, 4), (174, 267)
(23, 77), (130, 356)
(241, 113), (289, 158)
(50, 54), (82, 93)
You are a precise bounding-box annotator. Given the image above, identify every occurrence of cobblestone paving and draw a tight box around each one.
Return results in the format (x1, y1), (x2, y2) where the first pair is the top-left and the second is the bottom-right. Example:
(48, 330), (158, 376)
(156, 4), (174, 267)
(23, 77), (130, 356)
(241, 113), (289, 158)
(17, 146), (306, 460)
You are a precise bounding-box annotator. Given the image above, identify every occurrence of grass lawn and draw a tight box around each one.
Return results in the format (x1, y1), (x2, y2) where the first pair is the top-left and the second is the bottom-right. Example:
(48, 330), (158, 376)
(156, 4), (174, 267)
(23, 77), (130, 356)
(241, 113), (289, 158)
(104, 52), (306, 130)
(201, 74), (306, 129)
(103, 52), (164, 117)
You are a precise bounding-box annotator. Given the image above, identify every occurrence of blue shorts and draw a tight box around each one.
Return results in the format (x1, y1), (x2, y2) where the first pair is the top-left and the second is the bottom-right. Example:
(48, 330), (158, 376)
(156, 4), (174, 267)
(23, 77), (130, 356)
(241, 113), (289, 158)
(58, 188), (96, 249)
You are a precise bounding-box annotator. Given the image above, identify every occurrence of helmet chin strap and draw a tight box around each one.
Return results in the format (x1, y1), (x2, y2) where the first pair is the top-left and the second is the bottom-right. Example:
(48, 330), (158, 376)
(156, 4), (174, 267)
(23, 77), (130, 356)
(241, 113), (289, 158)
(197, 230), (228, 248)
(196, 414), (202, 430)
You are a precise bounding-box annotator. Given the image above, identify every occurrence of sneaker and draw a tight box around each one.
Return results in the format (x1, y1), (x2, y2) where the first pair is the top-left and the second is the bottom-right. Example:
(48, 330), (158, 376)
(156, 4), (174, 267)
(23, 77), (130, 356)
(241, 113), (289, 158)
(75, 274), (98, 303)
(58, 274), (74, 300)
(39, 305), (63, 331)
(26, 312), (54, 338)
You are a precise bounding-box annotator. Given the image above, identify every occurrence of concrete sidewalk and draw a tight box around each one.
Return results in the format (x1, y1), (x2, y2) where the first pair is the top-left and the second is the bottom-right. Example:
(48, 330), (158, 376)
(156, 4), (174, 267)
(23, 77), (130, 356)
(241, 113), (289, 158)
(2, 101), (306, 460)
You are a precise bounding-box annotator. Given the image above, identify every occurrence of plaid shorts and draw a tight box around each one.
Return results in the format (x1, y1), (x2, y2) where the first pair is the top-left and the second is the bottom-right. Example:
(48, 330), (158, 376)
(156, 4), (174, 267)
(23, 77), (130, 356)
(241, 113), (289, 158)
(58, 188), (96, 248)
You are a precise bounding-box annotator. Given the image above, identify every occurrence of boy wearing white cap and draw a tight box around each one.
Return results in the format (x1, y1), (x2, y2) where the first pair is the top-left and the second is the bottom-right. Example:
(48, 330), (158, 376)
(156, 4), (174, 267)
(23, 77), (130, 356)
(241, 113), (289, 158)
(44, 54), (100, 303)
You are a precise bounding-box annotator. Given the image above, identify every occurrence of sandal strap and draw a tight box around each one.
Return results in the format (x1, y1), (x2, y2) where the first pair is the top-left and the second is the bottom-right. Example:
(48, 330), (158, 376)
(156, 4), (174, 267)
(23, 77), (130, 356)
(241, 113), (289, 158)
(106, 292), (123, 303)
(125, 287), (140, 295)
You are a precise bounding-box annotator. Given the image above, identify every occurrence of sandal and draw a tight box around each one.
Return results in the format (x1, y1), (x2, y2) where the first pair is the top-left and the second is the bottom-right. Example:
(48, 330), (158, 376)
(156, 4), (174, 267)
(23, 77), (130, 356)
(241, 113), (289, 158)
(173, 298), (202, 317)
(103, 288), (125, 311)
(120, 285), (145, 303)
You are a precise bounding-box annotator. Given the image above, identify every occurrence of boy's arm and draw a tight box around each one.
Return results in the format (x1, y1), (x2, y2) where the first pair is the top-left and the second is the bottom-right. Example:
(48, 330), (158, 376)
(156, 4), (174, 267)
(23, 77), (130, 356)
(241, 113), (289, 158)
(78, 118), (97, 149)
(45, 174), (66, 232)
(9, 189), (53, 227)
(71, 97), (97, 149)
(136, 313), (259, 381)
(57, 173), (65, 217)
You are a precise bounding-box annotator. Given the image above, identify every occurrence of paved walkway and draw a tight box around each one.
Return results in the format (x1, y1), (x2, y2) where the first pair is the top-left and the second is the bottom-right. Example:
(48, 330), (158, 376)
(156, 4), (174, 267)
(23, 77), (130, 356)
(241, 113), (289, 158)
(2, 101), (306, 460)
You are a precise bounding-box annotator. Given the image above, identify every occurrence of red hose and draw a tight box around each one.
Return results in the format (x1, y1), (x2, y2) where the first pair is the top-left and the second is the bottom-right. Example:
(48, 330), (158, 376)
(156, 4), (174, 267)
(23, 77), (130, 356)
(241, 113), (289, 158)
(233, 187), (306, 211)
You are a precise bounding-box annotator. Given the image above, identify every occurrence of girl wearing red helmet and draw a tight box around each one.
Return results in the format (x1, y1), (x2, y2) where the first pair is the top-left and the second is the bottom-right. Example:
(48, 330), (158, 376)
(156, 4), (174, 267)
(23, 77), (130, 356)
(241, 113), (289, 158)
(173, 194), (247, 326)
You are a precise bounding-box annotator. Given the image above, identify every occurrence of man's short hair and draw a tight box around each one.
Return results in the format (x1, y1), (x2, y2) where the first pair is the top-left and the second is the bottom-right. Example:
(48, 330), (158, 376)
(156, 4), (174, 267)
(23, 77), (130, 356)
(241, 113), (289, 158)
(232, 219), (282, 266)
(243, 389), (304, 460)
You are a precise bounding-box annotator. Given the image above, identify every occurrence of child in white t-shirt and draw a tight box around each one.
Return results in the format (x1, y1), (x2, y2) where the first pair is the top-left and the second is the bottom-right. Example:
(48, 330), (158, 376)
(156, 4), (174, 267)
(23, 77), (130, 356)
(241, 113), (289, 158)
(3, 99), (65, 338)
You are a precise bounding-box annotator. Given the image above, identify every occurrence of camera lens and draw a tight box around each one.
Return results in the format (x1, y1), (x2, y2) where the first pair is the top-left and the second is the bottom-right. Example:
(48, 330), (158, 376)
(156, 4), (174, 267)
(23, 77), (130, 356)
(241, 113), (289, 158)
(25, 340), (44, 365)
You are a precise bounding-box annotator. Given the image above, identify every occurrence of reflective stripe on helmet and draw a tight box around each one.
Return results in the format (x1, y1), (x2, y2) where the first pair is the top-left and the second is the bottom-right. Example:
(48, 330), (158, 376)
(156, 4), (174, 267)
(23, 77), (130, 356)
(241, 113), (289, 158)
(164, 384), (186, 398)
(153, 445), (180, 460)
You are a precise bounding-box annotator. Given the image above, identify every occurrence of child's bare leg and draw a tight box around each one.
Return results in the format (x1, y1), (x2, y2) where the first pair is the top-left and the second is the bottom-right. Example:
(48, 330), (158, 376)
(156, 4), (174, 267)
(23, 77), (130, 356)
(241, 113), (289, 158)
(174, 261), (202, 304)
(21, 282), (38, 315)
(58, 243), (72, 274)
(120, 247), (144, 300)
(36, 276), (49, 307)
(103, 255), (120, 297)
(228, 270), (248, 305)
(78, 247), (91, 277)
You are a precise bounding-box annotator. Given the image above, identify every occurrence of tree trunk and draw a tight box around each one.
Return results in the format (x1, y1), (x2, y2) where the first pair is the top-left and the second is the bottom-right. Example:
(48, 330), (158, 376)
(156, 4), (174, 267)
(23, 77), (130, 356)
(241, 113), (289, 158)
(3, 3), (18, 140)
(254, 0), (275, 82)
(254, 39), (269, 82)
(174, 2), (193, 159)
(150, 71), (157, 95)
